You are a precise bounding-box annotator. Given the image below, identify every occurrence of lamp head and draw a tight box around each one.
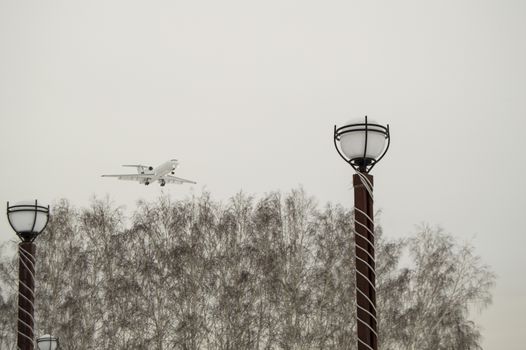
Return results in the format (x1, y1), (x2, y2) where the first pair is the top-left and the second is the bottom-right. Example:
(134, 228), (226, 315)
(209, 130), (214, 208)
(36, 334), (59, 350)
(6, 200), (50, 242)
(334, 116), (390, 173)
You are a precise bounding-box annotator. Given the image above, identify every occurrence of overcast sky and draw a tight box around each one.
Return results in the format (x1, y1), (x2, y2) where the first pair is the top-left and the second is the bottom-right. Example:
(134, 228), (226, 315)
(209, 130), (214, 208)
(1, 0), (525, 348)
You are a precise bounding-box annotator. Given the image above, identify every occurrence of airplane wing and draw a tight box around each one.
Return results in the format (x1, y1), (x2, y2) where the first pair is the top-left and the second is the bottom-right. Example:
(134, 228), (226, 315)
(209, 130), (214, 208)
(101, 174), (152, 182)
(164, 175), (196, 184)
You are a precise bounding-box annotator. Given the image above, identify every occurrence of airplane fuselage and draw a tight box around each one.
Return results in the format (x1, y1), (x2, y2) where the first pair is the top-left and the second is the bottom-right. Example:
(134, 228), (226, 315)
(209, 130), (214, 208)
(137, 159), (178, 185)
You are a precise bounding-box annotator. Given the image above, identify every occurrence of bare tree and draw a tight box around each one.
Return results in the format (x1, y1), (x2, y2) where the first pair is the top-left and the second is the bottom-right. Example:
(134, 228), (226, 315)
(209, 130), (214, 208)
(0, 244), (17, 350)
(0, 191), (495, 349)
(385, 225), (494, 350)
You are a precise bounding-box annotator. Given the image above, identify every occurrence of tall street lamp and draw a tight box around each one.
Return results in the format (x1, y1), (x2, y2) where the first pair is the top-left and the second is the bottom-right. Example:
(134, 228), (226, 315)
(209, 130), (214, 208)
(7, 200), (50, 350)
(334, 116), (390, 350)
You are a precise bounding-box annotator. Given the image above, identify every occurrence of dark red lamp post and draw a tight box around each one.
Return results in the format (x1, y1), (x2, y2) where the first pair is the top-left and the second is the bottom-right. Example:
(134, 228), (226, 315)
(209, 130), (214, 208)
(7, 200), (50, 350)
(334, 116), (390, 350)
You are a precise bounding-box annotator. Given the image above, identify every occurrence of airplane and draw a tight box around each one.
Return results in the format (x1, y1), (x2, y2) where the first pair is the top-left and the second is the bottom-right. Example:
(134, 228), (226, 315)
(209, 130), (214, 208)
(102, 159), (196, 187)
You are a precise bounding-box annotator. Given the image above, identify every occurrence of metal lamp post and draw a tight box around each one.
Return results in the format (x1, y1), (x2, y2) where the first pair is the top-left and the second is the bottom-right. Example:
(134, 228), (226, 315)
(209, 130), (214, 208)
(36, 334), (59, 350)
(7, 200), (50, 350)
(334, 116), (390, 350)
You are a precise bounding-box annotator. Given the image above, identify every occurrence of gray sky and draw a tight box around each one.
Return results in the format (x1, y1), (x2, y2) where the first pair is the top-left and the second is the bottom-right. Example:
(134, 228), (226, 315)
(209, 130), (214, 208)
(1, 0), (525, 348)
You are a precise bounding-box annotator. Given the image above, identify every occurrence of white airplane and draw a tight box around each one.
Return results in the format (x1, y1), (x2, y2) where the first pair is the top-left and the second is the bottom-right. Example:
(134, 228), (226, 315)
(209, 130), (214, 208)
(102, 159), (196, 187)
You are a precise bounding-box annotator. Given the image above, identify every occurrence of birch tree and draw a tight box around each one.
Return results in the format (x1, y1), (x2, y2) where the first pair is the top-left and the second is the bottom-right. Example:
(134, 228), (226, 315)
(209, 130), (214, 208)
(0, 191), (495, 349)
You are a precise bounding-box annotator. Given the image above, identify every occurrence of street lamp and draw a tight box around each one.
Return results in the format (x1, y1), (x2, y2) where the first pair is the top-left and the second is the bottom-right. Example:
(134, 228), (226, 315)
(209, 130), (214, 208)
(7, 200), (50, 350)
(36, 334), (59, 350)
(334, 116), (390, 350)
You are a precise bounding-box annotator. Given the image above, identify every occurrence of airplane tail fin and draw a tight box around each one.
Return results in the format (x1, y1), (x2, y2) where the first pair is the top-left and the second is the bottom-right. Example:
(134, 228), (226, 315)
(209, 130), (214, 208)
(122, 164), (154, 173)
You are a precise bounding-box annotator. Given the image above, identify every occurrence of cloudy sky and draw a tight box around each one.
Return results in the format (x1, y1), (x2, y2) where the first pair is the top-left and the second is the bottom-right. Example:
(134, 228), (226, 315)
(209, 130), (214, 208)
(1, 0), (525, 348)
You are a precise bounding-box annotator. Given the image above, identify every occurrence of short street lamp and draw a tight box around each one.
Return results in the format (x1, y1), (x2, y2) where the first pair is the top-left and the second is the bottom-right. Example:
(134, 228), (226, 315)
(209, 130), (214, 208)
(334, 116), (390, 350)
(7, 200), (50, 350)
(37, 334), (60, 350)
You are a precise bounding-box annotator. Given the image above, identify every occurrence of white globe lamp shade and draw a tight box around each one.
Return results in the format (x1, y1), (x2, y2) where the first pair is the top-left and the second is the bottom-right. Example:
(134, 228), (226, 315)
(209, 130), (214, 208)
(36, 334), (59, 350)
(339, 118), (387, 160)
(334, 116), (390, 172)
(7, 200), (50, 241)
